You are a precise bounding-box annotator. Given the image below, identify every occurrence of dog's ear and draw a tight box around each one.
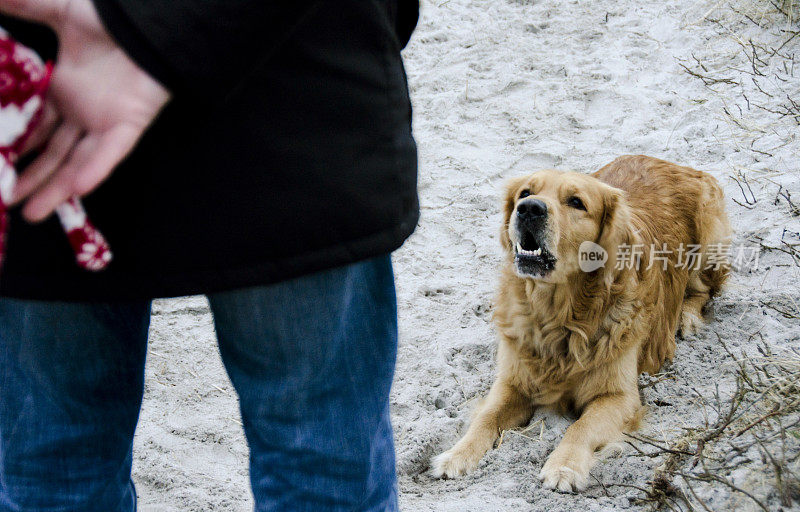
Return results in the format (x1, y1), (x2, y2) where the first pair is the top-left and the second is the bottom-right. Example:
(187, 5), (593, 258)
(596, 184), (635, 284)
(500, 176), (529, 252)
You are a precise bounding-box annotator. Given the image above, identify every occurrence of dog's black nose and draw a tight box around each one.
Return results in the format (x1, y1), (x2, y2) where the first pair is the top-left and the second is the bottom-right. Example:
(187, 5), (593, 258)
(517, 199), (547, 219)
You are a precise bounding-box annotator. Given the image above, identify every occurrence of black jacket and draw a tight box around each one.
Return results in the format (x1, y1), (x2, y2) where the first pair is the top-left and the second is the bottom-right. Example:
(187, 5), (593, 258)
(0, 0), (419, 301)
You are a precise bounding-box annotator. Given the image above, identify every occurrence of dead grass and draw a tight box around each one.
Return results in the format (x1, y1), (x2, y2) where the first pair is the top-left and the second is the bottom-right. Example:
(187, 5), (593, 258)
(627, 333), (800, 511)
(774, 0), (799, 22)
(678, 1), (798, 170)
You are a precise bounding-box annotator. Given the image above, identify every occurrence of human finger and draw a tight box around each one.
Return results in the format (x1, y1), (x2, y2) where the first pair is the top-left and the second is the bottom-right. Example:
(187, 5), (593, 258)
(20, 133), (88, 222)
(19, 100), (59, 156)
(10, 121), (81, 207)
(72, 124), (140, 196)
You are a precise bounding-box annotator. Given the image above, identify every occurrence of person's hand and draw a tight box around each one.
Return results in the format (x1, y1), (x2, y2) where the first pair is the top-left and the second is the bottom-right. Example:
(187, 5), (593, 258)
(1, 0), (171, 222)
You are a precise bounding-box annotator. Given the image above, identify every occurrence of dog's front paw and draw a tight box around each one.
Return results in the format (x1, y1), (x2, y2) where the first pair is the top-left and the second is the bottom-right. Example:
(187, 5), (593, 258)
(538, 448), (592, 492)
(431, 446), (482, 479)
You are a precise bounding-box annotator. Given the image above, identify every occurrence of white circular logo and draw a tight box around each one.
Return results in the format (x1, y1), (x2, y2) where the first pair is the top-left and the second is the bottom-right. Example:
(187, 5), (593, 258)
(578, 241), (608, 272)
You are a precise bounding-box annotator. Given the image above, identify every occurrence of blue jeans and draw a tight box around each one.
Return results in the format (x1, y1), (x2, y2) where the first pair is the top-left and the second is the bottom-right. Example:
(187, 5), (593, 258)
(0, 256), (398, 512)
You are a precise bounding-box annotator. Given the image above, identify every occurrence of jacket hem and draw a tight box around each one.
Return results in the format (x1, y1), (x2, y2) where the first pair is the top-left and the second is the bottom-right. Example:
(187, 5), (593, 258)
(0, 208), (419, 302)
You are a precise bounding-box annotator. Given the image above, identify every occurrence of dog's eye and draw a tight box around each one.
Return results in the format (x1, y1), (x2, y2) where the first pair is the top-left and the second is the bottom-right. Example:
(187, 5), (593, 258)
(567, 196), (586, 211)
(519, 190), (531, 199)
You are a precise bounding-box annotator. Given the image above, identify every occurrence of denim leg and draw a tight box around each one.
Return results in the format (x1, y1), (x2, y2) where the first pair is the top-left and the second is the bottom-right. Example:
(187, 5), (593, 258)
(208, 256), (399, 512)
(0, 298), (151, 512)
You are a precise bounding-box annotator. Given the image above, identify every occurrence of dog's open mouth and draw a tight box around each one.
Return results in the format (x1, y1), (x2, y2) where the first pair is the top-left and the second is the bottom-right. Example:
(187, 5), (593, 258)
(514, 230), (556, 278)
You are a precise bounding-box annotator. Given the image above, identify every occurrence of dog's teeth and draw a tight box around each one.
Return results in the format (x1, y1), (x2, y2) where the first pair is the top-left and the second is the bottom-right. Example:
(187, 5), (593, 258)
(533, 248), (540, 256)
(516, 243), (523, 253)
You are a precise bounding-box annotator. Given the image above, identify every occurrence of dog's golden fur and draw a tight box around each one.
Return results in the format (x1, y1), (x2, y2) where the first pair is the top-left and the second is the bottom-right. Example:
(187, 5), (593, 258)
(432, 155), (731, 491)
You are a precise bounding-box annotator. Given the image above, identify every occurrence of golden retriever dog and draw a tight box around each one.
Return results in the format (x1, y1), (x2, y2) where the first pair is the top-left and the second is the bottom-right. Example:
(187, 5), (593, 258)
(432, 155), (731, 491)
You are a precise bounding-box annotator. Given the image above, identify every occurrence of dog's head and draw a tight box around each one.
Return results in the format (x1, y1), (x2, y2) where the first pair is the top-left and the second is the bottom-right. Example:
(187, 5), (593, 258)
(501, 170), (633, 283)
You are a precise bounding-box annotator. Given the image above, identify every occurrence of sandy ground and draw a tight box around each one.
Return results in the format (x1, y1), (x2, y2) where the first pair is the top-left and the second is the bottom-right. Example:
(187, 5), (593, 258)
(133, 1), (800, 510)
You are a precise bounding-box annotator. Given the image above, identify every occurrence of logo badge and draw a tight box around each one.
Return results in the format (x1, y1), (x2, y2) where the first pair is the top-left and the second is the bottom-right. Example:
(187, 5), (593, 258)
(578, 241), (608, 272)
